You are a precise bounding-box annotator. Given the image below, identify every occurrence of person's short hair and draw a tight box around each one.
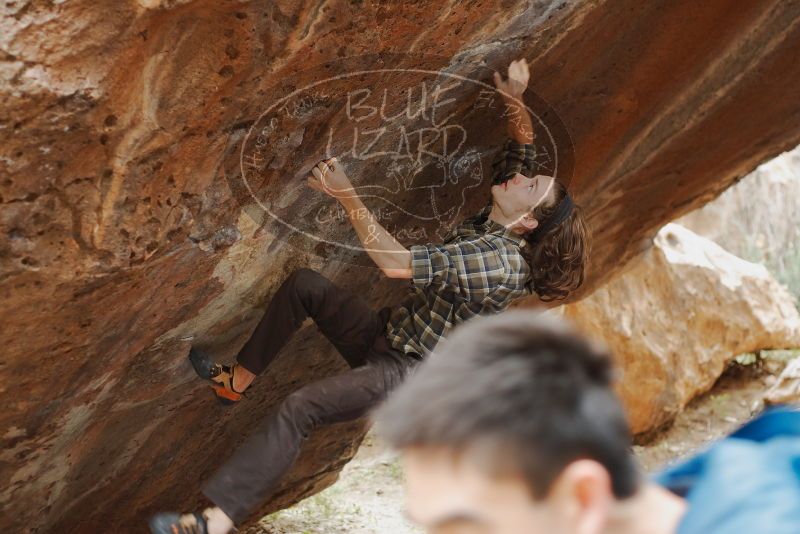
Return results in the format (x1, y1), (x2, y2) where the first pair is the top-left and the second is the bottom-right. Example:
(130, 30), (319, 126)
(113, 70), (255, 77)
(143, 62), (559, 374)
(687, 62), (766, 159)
(374, 310), (640, 499)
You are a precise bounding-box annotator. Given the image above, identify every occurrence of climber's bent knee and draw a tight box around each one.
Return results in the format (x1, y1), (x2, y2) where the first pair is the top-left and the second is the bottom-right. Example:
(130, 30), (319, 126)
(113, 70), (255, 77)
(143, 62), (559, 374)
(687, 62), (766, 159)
(286, 267), (334, 304)
(278, 387), (322, 437)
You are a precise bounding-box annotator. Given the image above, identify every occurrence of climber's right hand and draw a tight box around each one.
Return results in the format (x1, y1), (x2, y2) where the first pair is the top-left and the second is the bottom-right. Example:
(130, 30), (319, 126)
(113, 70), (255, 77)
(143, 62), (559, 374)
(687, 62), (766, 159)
(307, 157), (356, 201)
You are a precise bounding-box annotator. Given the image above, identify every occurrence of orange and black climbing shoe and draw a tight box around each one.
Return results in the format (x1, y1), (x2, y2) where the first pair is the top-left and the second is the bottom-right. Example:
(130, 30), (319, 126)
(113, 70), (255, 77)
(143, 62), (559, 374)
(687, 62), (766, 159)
(188, 347), (247, 406)
(149, 509), (209, 534)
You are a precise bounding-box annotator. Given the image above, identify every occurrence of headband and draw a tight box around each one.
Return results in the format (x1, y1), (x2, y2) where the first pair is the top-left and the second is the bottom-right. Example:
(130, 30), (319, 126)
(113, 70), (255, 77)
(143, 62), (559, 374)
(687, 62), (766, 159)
(527, 193), (574, 243)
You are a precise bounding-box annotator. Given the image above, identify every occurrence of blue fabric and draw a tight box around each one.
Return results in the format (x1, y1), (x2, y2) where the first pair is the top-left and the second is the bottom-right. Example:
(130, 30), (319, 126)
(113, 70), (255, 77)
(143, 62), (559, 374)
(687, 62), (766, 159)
(653, 406), (800, 534)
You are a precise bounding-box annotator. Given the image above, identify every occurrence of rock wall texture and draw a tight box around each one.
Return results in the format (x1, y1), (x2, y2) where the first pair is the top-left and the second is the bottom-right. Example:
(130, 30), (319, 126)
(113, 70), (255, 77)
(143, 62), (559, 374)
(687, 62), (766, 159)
(765, 357), (800, 406)
(562, 223), (800, 436)
(3, 0), (800, 532)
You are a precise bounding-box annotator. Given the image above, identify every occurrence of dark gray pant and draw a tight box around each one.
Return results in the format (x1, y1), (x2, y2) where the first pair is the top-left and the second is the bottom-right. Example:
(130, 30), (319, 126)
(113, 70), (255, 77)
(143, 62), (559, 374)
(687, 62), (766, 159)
(202, 268), (419, 525)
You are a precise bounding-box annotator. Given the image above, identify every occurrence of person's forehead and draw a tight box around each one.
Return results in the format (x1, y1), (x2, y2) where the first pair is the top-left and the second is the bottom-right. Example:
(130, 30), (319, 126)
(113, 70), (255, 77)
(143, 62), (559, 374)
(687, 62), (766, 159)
(402, 446), (537, 525)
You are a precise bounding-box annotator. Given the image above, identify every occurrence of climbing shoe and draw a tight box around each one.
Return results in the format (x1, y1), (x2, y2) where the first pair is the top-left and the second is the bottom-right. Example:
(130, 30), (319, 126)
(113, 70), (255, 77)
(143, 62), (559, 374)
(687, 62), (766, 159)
(188, 347), (246, 405)
(148, 509), (210, 534)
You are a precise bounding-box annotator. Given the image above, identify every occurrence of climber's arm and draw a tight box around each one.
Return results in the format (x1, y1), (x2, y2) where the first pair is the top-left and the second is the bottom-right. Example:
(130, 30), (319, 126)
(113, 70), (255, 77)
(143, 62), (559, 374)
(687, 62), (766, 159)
(493, 59), (534, 144)
(487, 60), (537, 193)
(338, 194), (412, 279)
(501, 93), (534, 144)
(307, 157), (412, 279)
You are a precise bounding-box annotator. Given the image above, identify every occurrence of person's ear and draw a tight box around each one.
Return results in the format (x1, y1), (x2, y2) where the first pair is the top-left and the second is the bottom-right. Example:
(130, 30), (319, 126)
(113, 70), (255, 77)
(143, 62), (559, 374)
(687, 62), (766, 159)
(518, 212), (539, 232)
(546, 460), (613, 534)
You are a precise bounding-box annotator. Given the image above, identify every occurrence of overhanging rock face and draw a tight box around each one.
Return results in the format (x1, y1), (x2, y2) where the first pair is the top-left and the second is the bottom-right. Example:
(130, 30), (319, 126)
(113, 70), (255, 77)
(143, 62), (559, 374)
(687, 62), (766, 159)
(2, 1), (800, 531)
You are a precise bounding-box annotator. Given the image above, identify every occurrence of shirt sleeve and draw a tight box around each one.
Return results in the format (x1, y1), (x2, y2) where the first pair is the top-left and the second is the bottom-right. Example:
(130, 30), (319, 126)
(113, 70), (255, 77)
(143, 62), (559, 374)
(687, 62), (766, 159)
(409, 241), (507, 302)
(490, 137), (538, 185)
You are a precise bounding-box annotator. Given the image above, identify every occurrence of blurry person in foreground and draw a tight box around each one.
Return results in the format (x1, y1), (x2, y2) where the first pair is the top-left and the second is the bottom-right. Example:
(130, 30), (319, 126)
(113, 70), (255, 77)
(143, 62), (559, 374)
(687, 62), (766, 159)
(374, 310), (800, 534)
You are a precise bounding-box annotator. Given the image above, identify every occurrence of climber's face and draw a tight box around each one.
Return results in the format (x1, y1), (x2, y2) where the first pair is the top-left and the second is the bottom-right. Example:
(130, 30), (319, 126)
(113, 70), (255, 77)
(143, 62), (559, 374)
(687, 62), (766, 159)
(491, 173), (556, 228)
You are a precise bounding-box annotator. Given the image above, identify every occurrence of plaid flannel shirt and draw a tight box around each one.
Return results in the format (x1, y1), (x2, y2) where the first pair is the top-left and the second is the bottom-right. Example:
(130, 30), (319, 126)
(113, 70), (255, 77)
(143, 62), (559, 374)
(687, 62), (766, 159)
(384, 138), (537, 359)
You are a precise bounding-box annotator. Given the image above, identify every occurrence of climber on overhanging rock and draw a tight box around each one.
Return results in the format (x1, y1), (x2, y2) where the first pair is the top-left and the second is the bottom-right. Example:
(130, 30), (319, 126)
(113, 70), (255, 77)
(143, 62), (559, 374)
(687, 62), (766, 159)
(149, 58), (591, 534)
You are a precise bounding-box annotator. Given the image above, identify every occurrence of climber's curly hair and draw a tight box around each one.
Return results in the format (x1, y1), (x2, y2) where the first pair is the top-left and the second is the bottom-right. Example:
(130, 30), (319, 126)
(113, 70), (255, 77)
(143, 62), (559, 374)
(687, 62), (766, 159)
(521, 180), (590, 301)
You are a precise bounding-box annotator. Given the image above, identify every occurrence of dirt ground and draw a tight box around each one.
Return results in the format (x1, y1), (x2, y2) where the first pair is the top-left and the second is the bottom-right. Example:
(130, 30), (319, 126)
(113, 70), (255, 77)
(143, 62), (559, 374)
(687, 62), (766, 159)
(251, 352), (797, 534)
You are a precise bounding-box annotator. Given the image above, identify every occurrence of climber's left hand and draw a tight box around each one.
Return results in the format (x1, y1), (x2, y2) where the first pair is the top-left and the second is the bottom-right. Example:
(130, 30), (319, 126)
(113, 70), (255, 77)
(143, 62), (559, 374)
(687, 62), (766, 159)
(493, 58), (530, 99)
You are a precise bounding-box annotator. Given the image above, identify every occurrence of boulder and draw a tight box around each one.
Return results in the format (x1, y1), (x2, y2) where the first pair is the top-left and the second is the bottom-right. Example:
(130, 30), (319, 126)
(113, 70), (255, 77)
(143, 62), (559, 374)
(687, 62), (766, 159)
(677, 144), (800, 299)
(562, 223), (800, 436)
(3, 1), (800, 531)
(764, 357), (800, 406)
